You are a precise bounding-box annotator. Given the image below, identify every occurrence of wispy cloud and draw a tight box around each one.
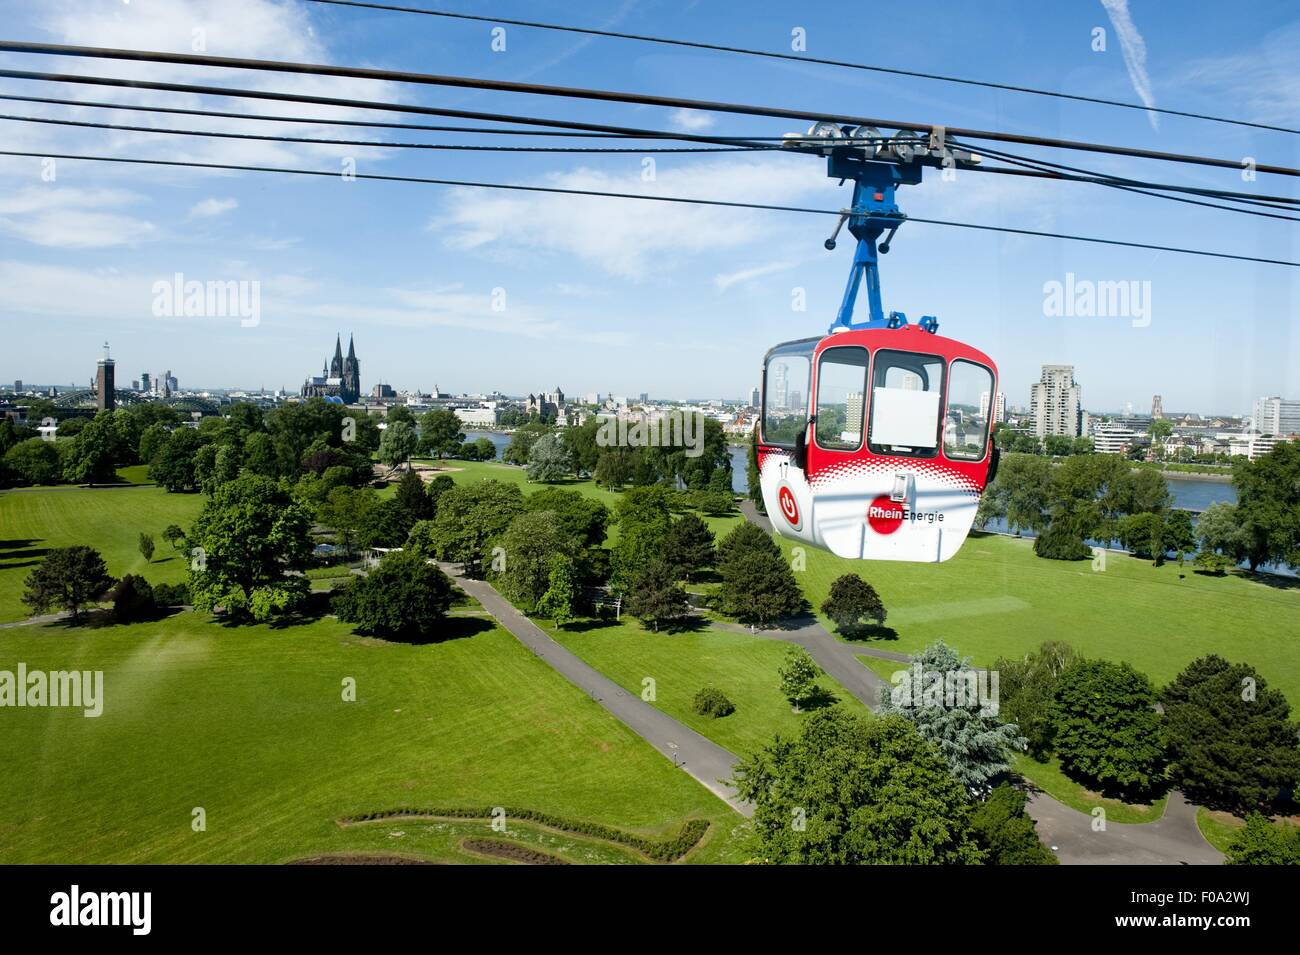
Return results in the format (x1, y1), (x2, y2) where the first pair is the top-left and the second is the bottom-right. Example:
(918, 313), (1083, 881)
(0, 187), (155, 248)
(669, 109), (716, 132)
(1099, 0), (1159, 129)
(714, 259), (796, 291)
(190, 197), (238, 218)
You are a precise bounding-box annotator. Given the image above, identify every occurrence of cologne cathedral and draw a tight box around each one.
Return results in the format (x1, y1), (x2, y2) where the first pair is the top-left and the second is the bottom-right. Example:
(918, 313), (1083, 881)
(301, 334), (361, 404)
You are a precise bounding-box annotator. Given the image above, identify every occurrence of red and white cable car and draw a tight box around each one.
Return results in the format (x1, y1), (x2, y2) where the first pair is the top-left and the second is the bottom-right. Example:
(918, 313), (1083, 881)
(756, 126), (999, 562)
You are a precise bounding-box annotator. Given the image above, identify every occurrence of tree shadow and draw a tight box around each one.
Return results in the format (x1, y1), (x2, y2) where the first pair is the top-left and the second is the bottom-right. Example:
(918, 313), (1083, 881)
(834, 623), (899, 642)
(801, 686), (841, 711)
(1241, 569), (1300, 592)
(0, 538), (49, 569)
(368, 615), (495, 645)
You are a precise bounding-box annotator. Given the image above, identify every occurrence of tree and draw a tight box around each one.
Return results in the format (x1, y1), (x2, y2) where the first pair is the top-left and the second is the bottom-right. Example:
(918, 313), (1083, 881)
(610, 485), (674, 591)
(242, 430), (278, 477)
(418, 408), (464, 459)
(395, 468), (433, 525)
(969, 784), (1057, 865)
(187, 474), (314, 622)
(778, 646), (822, 711)
(495, 511), (577, 610)
(878, 641), (1026, 794)
(1233, 441), (1300, 570)
(526, 432), (572, 483)
(163, 524), (187, 552)
(378, 420), (418, 472)
(1224, 814), (1300, 865)
(663, 513), (715, 581)
(692, 685), (735, 718)
(138, 532), (155, 563)
(4, 438), (61, 485)
(1161, 655), (1300, 814)
(718, 547), (803, 626)
(1117, 511), (1165, 562)
(1163, 509), (1196, 562)
(109, 574), (156, 623)
(425, 473), (456, 516)
(732, 709), (984, 864)
(426, 480), (525, 575)
(22, 546), (114, 622)
(624, 560), (689, 632)
(332, 550), (455, 639)
(994, 641), (1078, 760)
(594, 446), (633, 490)
(150, 427), (206, 492)
(562, 418), (601, 476)
(1196, 501), (1248, 562)
(523, 487), (609, 549)
(535, 554), (577, 628)
(976, 453), (1051, 533)
(820, 574), (887, 635)
(319, 486), (377, 558)
(1193, 550), (1234, 575)
(746, 425), (765, 513)
(1033, 517), (1092, 561)
(717, 520), (780, 564)
(503, 422), (549, 466)
(1051, 659), (1167, 798)
(62, 411), (120, 485)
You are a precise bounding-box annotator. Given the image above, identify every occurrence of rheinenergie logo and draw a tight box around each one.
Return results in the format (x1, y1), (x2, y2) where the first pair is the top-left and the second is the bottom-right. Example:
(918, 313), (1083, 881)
(50, 885), (151, 935)
(0, 664), (103, 717)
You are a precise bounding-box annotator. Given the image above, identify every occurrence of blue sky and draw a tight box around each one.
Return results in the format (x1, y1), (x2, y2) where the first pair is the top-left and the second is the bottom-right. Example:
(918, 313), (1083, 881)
(0, 0), (1296, 414)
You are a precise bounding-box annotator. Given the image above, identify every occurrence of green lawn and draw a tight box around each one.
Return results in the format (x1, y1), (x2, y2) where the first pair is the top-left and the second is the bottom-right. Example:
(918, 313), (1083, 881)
(779, 531), (1300, 705)
(1011, 754), (1168, 824)
(1196, 808), (1244, 853)
(0, 610), (747, 864)
(549, 620), (872, 756)
(0, 486), (204, 622)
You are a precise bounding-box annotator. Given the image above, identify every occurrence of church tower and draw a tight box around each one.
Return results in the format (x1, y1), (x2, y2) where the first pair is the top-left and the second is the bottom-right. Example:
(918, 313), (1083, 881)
(343, 334), (360, 403)
(329, 334), (344, 379)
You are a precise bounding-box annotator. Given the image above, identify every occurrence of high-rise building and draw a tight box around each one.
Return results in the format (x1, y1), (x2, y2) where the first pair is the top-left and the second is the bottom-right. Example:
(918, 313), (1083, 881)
(13, 380), (21, 392)
(845, 391), (864, 438)
(750, 386), (760, 407)
(979, 390), (1006, 424)
(1252, 396), (1300, 436)
(1151, 394), (1164, 419)
(1030, 364), (1082, 438)
(95, 341), (116, 411)
(141, 372), (151, 393)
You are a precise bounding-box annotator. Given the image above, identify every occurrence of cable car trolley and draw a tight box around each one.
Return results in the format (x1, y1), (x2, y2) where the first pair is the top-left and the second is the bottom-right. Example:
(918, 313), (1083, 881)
(758, 125), (999, 562)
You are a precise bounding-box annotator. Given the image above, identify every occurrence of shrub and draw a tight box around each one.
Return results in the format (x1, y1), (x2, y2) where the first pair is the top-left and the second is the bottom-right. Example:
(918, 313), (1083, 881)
(1033, 520), (1091, 560)
(110, 574), (156, 622)
(1224, 813), (1300, 865)
(151, 581), (190, 606)
(692, 686), (735, 718)
(1193, 550), (1233, 575)
(969, 784), (1058, 865)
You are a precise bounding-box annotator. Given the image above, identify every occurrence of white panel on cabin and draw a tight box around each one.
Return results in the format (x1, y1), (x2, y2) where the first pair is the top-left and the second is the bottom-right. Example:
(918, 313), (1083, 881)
(870, 387), (940, 448)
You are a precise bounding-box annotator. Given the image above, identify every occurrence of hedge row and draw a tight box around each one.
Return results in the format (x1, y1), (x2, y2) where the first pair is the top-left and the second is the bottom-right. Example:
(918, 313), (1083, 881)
(343, 806), (710, 862)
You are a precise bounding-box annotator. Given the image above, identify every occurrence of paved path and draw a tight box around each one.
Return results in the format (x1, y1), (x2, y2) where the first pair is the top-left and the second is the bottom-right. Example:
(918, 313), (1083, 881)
(735, 498), (1223, 865)
(437, 562), (751, 817)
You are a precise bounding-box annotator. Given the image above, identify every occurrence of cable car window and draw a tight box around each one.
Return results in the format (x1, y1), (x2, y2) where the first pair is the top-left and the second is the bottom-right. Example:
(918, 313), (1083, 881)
(762, 340), (814, 448)
(944, 359), (995, 460)
(815, 346), (868, 451)
(868, 350), (943, 457)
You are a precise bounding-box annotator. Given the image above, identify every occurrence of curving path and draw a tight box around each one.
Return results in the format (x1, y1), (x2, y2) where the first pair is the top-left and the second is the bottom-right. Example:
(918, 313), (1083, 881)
(736, 499), (1223, 865)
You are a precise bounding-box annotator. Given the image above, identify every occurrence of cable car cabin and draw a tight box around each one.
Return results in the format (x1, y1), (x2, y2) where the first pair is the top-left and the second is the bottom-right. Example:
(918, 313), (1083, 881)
(758, 325), (999, 562)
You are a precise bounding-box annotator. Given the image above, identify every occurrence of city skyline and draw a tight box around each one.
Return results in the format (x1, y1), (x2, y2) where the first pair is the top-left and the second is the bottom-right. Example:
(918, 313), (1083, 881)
(0, 1), (1296, 412)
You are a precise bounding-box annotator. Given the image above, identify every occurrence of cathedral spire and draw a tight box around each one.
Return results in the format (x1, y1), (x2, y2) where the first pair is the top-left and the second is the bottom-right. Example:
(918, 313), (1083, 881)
(346, 334), (356, 360)
(333, 333), (343, 363)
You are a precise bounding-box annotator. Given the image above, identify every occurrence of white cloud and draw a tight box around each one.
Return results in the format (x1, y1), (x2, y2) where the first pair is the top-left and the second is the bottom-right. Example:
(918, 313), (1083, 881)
(190, 197), (238, 218)
(1099, 0), (1159, 129)
(0, 0), (405, 173)
(1175, 22), (1300, 126)
(432, 157), (826, 280)
(714, 259), (796, 291)
(669, 109), (716, 132)
(0, 187), (155, 248)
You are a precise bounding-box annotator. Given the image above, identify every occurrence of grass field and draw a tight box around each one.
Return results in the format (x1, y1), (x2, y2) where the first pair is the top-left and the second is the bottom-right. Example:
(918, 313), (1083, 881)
(779, 531), (1300, 705)
(0, 485), (204, 623)
(0, 609), (747, 864)
(549, 620), (872, 756)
